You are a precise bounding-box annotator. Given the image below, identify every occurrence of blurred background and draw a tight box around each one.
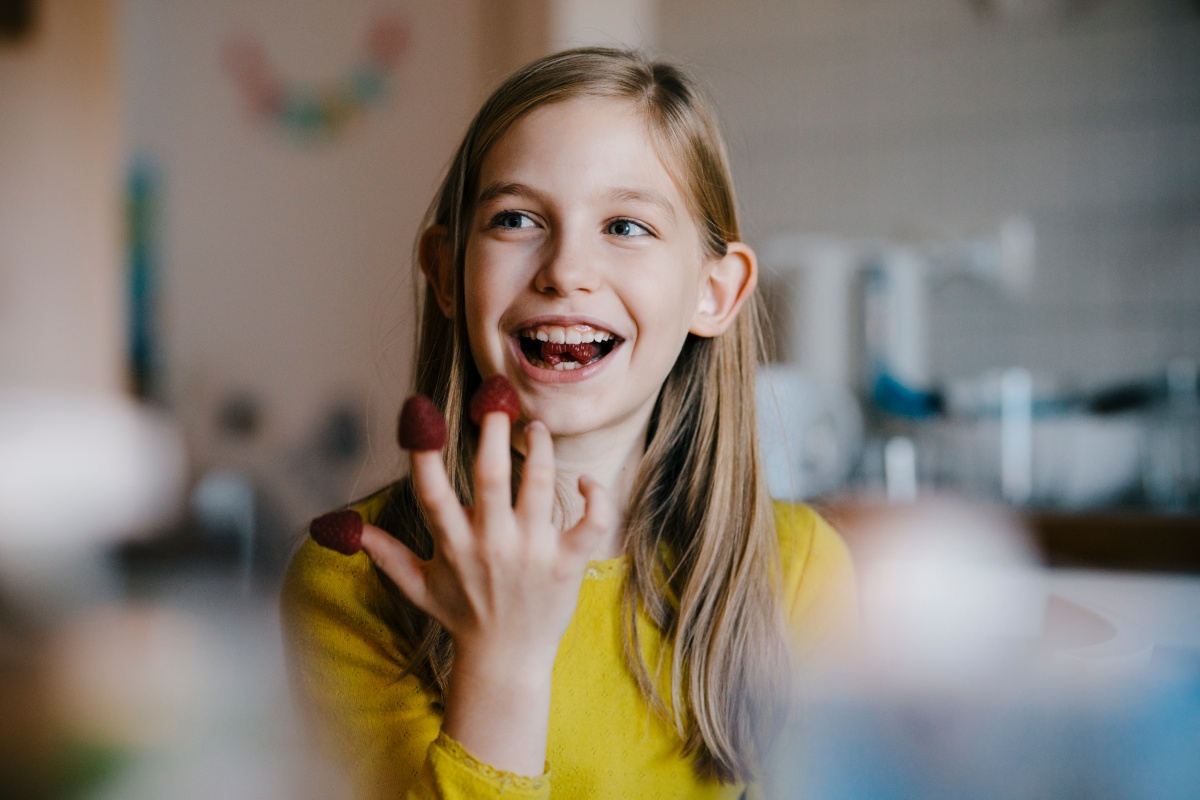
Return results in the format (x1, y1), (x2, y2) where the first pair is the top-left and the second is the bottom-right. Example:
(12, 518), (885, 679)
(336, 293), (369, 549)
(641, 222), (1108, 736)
(1, 0), (1198, 797)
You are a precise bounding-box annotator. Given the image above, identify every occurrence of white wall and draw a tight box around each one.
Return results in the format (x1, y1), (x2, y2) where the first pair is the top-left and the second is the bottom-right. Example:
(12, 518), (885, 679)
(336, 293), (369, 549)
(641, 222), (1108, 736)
(122, 0), (483, 525)
(658, 0), (1200, 387)
(0, 0), (124, 393)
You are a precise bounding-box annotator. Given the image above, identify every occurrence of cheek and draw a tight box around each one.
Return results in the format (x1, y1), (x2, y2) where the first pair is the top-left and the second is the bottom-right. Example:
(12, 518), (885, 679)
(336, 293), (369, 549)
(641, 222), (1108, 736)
(653, 251), (707, 325)
(462, 237), (499, 316)
(459, 258), (494, 359)
(461, 286), (496, 367)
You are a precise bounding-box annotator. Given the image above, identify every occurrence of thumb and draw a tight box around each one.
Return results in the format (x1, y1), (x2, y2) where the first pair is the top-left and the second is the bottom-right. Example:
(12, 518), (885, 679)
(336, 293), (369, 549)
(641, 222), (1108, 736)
(564, 475), (616, 559)
(360, 524), (431, 612)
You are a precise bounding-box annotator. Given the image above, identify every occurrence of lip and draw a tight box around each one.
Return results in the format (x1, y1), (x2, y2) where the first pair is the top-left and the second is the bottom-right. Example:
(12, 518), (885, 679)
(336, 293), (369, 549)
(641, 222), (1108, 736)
(507, 314), (626, 385)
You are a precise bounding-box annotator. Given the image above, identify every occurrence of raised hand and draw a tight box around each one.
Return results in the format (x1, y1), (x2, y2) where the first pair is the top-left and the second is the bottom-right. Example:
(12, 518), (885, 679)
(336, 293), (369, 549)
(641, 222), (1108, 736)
(357, 397), (615, 776)
(365, 413), (613, 662)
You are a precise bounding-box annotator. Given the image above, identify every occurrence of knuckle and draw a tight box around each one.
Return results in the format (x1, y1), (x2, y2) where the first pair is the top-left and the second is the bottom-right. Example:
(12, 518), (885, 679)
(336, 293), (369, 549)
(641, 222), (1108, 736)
(522, 463), (554, 490)
(373, 550), (397, 574)
(476, 461), (509, 489)
(440, 542), (466, 571)
(481, 536), (514, 566)
(416, 473), (449, 503)
(424, 484), (465, 519)
(430, 511), (460, 539)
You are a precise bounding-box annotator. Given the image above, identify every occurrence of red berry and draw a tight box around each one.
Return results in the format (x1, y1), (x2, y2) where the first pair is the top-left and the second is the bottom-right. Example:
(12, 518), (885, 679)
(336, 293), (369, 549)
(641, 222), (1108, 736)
(309, 509), (363, 555)
(397, 395), (447, 451)
(469, 375), (520, 425)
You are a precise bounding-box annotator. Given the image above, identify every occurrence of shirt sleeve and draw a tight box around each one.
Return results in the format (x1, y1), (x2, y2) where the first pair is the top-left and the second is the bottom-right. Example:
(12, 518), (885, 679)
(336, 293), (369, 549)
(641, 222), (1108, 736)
(280, 536), (551, 800)
(773, 503), (859, 653)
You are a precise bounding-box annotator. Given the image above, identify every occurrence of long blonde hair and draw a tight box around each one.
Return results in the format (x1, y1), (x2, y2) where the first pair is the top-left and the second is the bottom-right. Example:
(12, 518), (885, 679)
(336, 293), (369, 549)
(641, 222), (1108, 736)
(375, 47), (786, 784)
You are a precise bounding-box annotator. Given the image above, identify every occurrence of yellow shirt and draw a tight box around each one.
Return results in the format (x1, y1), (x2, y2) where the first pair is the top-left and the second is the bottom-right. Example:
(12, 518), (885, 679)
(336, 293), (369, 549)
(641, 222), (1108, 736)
(280, 489), (855, 800)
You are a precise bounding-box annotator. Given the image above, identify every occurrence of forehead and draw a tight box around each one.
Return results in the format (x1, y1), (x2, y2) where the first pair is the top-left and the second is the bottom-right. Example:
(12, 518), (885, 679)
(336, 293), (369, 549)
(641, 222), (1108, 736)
(476, 96), (689, 207)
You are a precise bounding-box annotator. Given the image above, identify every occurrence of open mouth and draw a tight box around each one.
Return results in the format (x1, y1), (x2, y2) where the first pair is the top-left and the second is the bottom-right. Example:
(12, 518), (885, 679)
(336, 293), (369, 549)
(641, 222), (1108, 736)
(516, 324), (622, 371)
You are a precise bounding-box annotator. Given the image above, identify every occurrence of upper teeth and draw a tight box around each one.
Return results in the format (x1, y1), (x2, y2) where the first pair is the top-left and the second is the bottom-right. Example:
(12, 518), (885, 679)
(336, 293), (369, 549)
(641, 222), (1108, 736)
(521, 325), (615, 345)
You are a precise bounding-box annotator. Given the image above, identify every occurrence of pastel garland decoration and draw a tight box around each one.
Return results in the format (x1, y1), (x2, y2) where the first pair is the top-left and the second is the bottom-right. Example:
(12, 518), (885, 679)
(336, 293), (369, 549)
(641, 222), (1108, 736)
(223, 16), (409, 142)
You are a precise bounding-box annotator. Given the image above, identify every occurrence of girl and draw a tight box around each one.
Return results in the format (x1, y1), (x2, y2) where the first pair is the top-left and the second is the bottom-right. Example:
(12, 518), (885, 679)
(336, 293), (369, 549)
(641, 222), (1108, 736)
(281, 47), (855, 799)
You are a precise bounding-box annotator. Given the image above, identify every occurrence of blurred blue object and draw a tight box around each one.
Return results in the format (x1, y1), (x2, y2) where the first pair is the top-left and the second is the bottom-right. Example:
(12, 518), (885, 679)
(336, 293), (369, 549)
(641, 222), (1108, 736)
(872, 370), (942, 420)
(770, 662), (1200, 800)
(126, 158), (161, 402)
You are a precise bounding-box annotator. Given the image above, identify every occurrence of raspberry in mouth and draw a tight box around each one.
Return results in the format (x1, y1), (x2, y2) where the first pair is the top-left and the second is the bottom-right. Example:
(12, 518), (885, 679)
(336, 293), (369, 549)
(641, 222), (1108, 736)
(517, 325), (620, 371)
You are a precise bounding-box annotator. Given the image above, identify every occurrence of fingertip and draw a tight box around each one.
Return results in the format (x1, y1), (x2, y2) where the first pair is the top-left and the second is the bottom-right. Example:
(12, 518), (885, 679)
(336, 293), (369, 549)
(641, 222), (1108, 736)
(410, 448), (451, 496)
(525, 419), (553, 456)
(409, 449), (445, 491)
(359, 528), (428, 607)
(360, 524), (406, 566)
(411, 448), (442, 469)
(579, 475), (615, 527)
(358, 523), (388, 553)
(478, 409), (515, 455)
(577, 476), (595, 505)
(484, 408), (515, 430)
(397, 394), (447, 452)
(309, 509), (365, 555)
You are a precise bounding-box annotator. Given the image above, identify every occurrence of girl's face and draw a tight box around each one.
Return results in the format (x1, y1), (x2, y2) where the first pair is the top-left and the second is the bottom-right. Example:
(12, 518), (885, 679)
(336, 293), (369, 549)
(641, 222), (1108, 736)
(462, 97), (715, 440)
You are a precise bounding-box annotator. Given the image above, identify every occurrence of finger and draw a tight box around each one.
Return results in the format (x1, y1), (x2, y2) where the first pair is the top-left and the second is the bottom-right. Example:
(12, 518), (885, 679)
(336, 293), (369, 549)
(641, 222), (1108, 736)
(564, 475), (615, 558)
(474, 410), (514, 529)
(515, 420), (555, 528)
(411, 449), (470, 546)
(360, 524), (432, 612)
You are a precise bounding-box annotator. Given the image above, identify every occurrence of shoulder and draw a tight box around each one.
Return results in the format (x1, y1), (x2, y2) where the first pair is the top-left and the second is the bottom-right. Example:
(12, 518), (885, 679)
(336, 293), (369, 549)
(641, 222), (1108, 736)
(772, 501), (858, 649)
(282, 482), (398, 597)
(772, 501), (853, 587)
(351, 482), (402, 528)
(280, 483), (405, 659)
(280, 485), (442, 798)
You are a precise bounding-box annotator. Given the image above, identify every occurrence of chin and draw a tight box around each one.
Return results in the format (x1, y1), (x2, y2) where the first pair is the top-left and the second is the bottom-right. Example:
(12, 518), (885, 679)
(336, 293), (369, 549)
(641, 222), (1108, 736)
(525, 406), (594, 438)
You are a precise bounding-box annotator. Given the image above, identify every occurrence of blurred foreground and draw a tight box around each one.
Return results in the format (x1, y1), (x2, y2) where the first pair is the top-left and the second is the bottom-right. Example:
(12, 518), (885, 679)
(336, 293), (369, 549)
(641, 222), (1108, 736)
(2, 392), (1198, 799)
(0, 390), (348, 799)
(768, 498), (1200, 800)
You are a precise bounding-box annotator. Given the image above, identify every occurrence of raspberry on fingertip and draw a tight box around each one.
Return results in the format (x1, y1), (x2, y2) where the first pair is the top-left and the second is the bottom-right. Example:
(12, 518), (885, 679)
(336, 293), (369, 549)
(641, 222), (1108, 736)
(310, 509), (364, 555)
(398, 395), (447, 451)
(469, 375), (520, 425)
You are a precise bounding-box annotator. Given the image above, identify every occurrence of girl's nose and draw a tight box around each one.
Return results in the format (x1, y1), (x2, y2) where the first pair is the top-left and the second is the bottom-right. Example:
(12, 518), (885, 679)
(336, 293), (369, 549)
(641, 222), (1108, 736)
(533, 233), (601, 296)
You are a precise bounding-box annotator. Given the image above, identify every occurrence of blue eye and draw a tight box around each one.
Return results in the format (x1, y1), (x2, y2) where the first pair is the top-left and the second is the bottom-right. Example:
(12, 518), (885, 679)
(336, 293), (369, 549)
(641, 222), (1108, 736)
(606, 218), (652, 237)
(491, 211), (536, 230)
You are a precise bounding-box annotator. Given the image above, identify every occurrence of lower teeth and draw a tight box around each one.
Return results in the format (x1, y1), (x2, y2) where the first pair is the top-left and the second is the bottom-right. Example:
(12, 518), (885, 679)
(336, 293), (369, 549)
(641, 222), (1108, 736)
(529, 356), (584, 371)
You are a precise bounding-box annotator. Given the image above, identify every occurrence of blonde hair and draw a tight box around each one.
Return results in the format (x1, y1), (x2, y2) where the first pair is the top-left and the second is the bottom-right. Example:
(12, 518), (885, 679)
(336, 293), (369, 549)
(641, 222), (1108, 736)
(376, 47), (786, 784)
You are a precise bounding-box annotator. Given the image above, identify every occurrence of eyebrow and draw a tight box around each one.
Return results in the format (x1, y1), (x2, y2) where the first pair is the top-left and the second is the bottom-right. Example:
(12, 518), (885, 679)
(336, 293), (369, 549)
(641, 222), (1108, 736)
(476, 181), (677, 222)
(604, 187), (677, 222)
(477, 181), (544, 207)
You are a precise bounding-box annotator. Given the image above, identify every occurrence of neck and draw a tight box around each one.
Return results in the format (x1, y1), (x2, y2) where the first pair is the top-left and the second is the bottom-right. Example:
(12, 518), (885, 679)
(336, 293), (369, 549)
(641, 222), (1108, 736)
(544, 415), (650, 561)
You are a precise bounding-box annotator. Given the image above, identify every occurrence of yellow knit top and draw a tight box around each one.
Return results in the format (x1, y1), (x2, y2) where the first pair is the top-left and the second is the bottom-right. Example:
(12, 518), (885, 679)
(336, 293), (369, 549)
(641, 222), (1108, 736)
(280, 487), (855, 800)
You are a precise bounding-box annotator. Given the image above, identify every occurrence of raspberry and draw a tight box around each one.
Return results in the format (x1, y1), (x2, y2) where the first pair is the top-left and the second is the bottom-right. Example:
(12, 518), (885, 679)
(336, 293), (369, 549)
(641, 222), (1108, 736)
(469, 375), (520, 425)
(539, 342), (599, 365)
(309, 509), (363, 555)
(397, 395), (447, 451)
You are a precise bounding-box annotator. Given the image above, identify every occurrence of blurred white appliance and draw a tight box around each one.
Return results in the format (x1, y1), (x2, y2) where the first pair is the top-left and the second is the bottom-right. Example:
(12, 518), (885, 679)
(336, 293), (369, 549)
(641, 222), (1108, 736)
(761, 218), (1034, 394)
(756, 364), (863, 501)
(0, 389), (187, 611)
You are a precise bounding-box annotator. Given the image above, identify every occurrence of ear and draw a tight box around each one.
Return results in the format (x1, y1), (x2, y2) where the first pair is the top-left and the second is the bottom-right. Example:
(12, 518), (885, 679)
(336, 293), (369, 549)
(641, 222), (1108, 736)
(689, 241), (758, 337)
(418, 225), (455, 319)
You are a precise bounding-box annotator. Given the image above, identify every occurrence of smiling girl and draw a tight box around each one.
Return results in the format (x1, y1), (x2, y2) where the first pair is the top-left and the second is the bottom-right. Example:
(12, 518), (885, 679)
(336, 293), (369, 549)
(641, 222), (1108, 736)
(281, 48), (855, 799)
